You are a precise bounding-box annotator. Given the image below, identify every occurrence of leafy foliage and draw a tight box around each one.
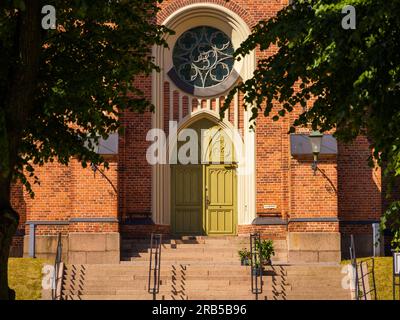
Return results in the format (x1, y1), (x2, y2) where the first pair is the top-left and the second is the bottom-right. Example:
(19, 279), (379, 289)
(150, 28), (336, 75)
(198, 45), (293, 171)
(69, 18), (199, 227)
(223, 0), (400, 247)
(381, 201), (400, 251)
(0, 0), (172, 195)
(238, 248), (251, 264)
(255, 239), (275, 264)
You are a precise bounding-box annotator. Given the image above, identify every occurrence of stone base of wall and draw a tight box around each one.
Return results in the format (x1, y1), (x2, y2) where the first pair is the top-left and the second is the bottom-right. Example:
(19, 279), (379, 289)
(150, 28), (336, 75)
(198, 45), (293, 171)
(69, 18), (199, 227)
(238, 226), (341, 263)
(23, 232), (119, 264)
(68, 232), (120, 264)
(23, 235), (69, 261)
(288, 232), (341, 263)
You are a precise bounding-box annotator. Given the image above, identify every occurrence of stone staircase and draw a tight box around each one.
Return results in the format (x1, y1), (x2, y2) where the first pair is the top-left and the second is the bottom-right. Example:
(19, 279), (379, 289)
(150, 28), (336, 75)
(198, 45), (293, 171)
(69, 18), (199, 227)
(266, 264), (351, 300)
(59, 236), (351, 300)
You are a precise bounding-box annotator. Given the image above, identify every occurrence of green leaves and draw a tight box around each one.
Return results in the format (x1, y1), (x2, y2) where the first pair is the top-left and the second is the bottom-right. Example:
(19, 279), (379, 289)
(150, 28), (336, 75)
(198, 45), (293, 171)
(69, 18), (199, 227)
(0, 0), (173, 195)
(227, 0), (400, 156)
(226, 0), (400, 241)
(381, 201), (400, 251)
(12, 0), (25, 11)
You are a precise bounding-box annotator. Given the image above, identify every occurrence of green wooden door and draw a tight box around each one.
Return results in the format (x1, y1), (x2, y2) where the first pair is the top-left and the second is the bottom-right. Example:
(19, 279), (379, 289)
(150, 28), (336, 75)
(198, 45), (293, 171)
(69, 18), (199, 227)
(171, 165), (203, 235)
(205, 165), (237, 235)
(171, 164), (237, 236)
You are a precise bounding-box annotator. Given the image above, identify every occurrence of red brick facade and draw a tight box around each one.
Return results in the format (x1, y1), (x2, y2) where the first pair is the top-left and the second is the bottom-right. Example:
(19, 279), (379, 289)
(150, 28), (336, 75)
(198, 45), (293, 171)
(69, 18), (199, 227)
(10, 0), (383, 259)
(11, 160), (119, 238)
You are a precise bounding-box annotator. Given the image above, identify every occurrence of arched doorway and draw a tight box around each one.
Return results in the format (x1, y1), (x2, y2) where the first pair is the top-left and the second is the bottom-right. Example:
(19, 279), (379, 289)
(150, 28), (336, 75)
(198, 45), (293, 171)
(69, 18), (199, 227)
(151, 3), (256, 230)
(171, 118), (237, 235)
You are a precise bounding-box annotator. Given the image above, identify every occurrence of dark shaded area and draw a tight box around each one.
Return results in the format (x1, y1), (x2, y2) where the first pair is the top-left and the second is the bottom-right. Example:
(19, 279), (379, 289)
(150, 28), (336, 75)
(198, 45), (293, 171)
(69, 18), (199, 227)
(9, 184), (27, 257)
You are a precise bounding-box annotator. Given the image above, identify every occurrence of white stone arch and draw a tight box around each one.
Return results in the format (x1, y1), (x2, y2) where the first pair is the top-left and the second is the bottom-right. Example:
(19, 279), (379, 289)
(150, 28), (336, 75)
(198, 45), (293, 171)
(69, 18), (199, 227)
(179, 109), (235, 132)
(168, 109), (243, 164)
(151, 3), (256, 227)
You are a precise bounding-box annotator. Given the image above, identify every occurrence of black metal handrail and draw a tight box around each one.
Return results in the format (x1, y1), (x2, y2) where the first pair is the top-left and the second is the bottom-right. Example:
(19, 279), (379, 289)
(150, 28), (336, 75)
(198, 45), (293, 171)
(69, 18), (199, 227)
(349, 234), (359, 300)
(358, 258), (377, 300)
(52, 233), (63, 300)
(349, 234), (377, 300)
(148, 233), (162, 300)
(250, 233), (263, 300)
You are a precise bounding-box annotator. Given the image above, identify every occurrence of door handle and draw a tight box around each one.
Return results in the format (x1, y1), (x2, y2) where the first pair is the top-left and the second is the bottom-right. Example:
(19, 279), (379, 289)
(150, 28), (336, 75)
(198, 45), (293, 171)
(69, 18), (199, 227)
(206, 195), (211, 208)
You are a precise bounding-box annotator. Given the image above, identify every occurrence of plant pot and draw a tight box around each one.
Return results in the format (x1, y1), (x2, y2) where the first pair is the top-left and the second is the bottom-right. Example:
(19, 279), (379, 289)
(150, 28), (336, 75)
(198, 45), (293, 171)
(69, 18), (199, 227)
(262, 259), (272, 266)
(241, 258), (250, 266)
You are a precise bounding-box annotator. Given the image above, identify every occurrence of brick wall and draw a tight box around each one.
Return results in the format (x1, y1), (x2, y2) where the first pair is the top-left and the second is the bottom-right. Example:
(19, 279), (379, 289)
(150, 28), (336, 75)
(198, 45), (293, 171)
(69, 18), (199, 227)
(10, 0), (383, 245)
(290, 159), (338, 218)
(238, 224), (287, 240)
(288, 222), (339, 233)
(338, 137), (382, 221)
(118, 73), (153, 218)
(11, 158), (118, 236)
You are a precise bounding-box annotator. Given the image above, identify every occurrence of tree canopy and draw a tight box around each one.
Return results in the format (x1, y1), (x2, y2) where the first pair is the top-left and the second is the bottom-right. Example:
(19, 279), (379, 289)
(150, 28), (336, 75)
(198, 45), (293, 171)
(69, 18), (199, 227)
(223, 0), (400, 246)
(1, 0), (170, 194)
(0, 0), (171, 300)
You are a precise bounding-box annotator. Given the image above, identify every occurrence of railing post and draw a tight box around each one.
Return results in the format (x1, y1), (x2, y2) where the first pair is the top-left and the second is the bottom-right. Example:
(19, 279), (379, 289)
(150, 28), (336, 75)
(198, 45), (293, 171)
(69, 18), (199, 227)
(148, 233), (154, 299)
(359, 262), (367, 300)
(350, 234), (359, 300)
(153, 235), (157, 301)
(371, 258), (377, 300)
(29, 223), (36, 258)
(52, 233), (63, 300)
(148, 233), (162, 300)
(250, 233), (263, 300)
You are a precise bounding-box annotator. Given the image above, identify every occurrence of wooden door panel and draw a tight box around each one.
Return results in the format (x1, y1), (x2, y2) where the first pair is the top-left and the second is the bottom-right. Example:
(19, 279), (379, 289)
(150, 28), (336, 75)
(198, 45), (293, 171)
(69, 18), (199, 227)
(171, 165), (203, 235)
(207, 209), (234, 234)
(206, 165), (236, 235)
(174, 167), (202, 206)
(174, 208), (202, 233)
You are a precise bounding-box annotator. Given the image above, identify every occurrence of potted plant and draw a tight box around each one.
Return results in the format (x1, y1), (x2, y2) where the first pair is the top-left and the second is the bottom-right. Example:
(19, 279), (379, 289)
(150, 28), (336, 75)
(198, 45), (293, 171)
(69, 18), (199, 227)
(256, 239), (275, 266)
(238, 248), (251, 266)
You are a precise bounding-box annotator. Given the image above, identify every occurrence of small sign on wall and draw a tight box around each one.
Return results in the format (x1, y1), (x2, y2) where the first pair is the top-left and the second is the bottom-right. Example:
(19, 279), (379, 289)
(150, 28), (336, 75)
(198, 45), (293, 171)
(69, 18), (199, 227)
(263, 204), (277, 210)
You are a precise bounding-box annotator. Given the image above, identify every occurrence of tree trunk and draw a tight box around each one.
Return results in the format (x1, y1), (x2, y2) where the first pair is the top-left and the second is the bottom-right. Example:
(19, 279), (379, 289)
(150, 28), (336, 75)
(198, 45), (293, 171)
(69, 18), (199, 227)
(0, 0), (42, 300)
(0, 177), (19, 300)
(0, 1), (43, 300)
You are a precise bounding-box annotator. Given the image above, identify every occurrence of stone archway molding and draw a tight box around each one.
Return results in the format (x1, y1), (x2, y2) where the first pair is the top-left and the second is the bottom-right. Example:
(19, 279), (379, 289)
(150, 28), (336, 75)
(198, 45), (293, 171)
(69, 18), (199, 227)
(151, 2), (256, 227)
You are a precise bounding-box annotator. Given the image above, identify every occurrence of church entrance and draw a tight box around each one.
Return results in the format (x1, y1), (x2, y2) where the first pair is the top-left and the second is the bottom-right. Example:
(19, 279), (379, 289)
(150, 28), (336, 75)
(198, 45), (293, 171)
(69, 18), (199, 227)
(171, 164), (237, 236)
(170, 117), (237, 236)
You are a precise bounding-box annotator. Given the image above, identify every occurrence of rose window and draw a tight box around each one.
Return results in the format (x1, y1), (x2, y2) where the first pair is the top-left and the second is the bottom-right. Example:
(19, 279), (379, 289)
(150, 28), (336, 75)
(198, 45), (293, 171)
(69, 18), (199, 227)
(168, 26), (239, 97)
